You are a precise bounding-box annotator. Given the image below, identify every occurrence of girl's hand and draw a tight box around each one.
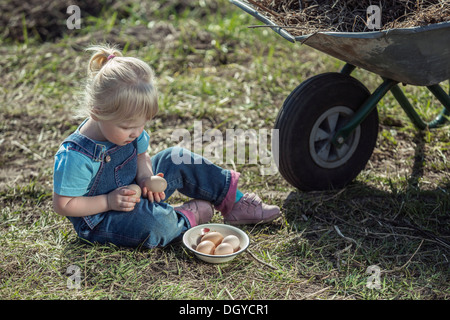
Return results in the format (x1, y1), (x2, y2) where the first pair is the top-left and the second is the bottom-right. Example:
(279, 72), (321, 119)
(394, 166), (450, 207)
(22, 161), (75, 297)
(107, 187), (140, 212)
(140, 173), (166, 203)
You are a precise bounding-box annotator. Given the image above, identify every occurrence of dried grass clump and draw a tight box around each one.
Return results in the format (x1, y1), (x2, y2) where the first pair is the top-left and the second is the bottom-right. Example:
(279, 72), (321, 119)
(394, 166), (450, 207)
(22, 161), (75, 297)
(247, 0), (450, 35)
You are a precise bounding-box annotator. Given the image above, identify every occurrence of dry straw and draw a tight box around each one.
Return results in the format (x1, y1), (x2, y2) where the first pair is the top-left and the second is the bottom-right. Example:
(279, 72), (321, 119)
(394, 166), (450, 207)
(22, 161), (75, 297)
(247, 0), (450, 35)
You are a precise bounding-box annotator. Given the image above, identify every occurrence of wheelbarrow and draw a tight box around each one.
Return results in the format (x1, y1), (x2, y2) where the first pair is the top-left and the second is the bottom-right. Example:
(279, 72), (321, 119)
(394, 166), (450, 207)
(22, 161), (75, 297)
(230, 0), (450, 191)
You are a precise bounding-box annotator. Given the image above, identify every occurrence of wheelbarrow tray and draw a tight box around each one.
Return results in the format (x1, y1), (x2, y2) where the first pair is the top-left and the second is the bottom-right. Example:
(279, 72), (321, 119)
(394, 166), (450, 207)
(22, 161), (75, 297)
(230, 0), (450, 86)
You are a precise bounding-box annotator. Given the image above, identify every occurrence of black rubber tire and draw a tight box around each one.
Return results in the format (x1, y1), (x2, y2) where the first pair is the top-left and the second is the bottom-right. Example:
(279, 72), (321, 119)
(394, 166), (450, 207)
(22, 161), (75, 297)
(274, 73), (379, 191)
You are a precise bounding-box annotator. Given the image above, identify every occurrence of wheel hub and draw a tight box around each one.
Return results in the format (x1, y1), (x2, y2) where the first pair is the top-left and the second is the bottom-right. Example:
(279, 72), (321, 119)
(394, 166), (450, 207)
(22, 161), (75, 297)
(309, 106), (361, 169)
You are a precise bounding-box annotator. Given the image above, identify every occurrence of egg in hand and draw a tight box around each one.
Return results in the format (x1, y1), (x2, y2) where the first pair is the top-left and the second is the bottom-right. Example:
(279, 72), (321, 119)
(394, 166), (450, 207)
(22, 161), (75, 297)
(145, 176), (167, 193)
(126, 184), (141, 198)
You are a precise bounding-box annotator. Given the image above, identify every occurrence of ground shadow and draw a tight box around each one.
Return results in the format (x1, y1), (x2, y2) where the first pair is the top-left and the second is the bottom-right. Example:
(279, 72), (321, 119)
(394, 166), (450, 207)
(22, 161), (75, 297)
(274, 129), (449, 297)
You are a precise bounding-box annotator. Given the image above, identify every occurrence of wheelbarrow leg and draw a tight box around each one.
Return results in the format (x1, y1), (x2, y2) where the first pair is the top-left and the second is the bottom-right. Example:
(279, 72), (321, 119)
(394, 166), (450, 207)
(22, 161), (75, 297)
(390, 82), (450, 129)
(335, 66), (449, 142)
(390, 84), (428, 130)
(332, 78), (397, 146)
(340, 63), (356, 75)
(427, 83), (450, 128)
(429, 108), (450, 128)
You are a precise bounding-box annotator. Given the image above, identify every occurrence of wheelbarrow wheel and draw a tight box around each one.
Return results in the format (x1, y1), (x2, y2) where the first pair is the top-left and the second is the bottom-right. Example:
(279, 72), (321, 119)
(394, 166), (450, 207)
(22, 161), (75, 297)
(274, 73), (379, 191)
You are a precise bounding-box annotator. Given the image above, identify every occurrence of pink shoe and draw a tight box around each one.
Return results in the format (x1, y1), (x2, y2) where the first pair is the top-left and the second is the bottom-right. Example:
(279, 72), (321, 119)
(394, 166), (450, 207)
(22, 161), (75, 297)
(174, 199), (214, 227)
(224, 193), (281, 225)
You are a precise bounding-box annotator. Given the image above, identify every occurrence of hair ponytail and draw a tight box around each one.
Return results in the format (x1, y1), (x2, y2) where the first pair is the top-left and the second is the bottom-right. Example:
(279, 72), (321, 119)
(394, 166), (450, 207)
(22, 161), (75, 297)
(86, 44), (123, 77)
(77, 43), (158, 123)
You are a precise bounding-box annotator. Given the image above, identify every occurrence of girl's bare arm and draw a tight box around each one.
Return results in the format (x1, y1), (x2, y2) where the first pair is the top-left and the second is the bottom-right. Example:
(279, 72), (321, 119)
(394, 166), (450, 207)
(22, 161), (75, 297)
(53, 187), (139, 217)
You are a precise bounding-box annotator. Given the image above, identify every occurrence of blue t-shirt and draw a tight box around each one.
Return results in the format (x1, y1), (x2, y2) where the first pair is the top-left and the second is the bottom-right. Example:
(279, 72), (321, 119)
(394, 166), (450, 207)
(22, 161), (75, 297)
(53, 130), (150, 197)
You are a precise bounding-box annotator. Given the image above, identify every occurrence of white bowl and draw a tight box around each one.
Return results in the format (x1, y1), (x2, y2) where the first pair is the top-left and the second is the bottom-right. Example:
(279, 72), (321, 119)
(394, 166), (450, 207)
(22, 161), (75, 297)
(182, 223), (250, 264)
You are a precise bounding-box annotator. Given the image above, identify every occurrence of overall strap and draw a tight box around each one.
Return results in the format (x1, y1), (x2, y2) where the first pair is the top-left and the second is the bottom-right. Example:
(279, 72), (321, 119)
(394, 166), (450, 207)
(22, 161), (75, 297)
(63, 132), (108, 162)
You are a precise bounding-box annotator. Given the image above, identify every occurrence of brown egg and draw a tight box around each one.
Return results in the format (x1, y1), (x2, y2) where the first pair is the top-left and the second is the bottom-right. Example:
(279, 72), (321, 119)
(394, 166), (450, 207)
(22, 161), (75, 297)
(196, 240), (215, 255)
(201, 231), (224, 246)
(221, 235), (240, 252)
(145, 176), (167, 193)
(214, 243), (234, 255)
(126, 184), (141, 198)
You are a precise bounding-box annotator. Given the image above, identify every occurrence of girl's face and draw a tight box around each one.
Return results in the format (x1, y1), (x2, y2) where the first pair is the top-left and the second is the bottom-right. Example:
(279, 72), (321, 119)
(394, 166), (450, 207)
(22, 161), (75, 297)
(97, 119), (146, 146)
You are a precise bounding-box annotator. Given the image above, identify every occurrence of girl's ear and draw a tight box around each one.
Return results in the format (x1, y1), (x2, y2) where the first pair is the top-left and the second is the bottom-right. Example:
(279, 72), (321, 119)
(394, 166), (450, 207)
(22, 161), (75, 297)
(90, 114), (99, 121)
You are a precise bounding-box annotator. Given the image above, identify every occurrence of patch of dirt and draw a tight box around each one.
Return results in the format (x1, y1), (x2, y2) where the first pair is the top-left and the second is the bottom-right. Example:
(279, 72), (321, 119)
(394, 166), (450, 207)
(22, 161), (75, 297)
(67, 23), (182, 52)
(0, 112), (72, 190)
(0, 0), (107, 41)
(0, 0), (220, 42)
(368, 125), (450, 190)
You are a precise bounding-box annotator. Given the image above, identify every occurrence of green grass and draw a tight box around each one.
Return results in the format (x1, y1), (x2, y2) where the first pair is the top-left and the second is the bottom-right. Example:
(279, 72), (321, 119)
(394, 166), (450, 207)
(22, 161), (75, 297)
(1, 0), (449, 300)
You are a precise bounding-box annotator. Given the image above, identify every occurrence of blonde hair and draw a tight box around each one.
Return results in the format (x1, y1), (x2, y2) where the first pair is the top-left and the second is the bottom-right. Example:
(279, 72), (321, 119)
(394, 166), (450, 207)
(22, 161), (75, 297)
(78, 44), (158, 123)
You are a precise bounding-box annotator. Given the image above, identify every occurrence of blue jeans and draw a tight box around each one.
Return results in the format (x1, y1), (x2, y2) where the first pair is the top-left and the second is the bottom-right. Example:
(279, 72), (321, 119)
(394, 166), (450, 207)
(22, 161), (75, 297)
(68, 144), (237, 248)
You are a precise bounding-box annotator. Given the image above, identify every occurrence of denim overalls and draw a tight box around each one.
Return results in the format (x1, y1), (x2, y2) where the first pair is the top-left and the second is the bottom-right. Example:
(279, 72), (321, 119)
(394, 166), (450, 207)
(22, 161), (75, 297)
(62, 124), (239, 248)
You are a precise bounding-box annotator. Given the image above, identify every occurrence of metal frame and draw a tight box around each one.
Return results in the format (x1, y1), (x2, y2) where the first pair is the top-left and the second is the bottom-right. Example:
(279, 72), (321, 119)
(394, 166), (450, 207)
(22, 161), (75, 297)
(333, 63), (450, 147)
(229, 0), (450, 147)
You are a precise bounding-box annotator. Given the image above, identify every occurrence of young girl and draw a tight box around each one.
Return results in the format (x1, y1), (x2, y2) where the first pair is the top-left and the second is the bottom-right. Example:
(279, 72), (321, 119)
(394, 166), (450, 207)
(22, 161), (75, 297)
(53, 44), (280, 248)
